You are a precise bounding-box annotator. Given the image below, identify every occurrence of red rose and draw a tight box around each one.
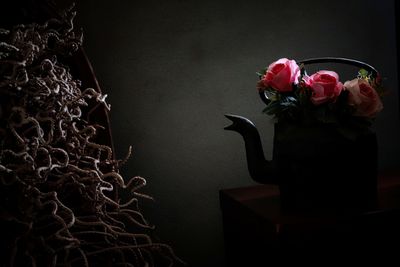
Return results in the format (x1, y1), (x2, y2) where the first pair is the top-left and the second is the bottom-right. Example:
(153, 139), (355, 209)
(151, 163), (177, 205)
(258, 58), (300, 92)
(344, 78), (383, 118)
(304, 70), (343, 105)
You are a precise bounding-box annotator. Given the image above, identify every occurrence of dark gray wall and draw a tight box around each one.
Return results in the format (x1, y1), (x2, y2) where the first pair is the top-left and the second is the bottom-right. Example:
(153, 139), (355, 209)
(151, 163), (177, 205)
(76, 1), (398, 266)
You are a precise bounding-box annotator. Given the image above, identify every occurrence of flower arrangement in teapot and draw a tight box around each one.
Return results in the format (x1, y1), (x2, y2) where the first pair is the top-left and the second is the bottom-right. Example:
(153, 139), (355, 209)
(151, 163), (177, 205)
(223, 57), (383, 211)
(257, 58), (384, 133)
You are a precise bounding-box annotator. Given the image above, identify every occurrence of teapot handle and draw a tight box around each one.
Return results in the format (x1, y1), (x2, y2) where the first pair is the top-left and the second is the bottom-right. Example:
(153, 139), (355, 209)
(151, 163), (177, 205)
(259, 57), (380, 105)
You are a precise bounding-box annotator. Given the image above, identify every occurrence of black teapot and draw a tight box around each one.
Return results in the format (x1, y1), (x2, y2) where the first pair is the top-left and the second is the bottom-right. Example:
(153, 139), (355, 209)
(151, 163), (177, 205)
(225, 57), (380, 214)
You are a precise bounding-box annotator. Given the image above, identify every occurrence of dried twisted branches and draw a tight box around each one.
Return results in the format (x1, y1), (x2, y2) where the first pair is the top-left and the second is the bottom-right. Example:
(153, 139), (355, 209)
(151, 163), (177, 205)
(0, 6), (182, 267)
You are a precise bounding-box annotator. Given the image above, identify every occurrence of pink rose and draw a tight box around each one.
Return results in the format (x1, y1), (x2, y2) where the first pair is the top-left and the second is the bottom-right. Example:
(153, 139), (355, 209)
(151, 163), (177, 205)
(344, 78), (383, 118)
(304, 70), (343, 105)
(258, 58), (300, 92)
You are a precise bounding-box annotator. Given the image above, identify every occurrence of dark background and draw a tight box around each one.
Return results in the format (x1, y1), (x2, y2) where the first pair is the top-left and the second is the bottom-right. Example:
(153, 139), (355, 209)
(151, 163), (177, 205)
(3, 0), (400, 266)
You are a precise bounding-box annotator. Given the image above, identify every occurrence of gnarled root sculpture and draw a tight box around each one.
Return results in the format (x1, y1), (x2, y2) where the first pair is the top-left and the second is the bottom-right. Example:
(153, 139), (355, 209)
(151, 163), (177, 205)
(0, 6), (182, 267)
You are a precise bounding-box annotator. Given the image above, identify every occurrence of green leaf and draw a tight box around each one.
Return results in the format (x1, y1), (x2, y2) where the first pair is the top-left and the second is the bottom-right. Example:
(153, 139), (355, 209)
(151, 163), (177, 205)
(265, 90), (278, 101)
(280, 96), (297, 107)
(358, 69), (369, 79)
(256, 67), (268, 78)
(262, 101), (280, 115)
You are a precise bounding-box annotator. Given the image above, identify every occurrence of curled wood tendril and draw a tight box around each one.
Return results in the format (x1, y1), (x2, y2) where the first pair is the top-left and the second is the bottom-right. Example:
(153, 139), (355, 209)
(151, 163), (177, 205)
(0, 6), (183, 267)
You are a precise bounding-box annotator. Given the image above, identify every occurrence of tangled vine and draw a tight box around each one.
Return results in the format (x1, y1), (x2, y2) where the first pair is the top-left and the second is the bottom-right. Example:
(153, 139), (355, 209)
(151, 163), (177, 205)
(0, 6), (182, 267)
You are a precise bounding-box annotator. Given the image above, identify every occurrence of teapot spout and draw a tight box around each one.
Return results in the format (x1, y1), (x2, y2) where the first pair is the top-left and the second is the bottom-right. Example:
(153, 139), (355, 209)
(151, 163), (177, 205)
(225, 114), (278, 184)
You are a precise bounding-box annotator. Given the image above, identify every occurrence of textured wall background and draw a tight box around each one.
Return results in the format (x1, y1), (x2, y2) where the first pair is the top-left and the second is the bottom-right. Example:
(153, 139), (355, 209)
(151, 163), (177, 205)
(76, 1), (398, 266)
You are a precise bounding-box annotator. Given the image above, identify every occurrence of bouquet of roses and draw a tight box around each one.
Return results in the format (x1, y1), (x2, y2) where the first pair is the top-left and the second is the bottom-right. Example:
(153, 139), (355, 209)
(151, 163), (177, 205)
(257, 58), (384, 132)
